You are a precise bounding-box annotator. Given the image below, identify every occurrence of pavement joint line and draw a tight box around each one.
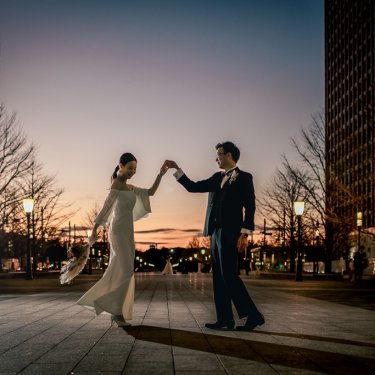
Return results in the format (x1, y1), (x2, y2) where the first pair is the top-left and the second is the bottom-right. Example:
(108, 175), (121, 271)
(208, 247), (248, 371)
(264, 327), (334, 374)
(0, 294), (63, 317)
(1, 295), (94, 362)
(250, 329), (375, 349)
(120, 279), (159, 373)
(166, 282), (177, 375)
(175, 278), (229, 374)
(23, 301), (109, 374)
(1, 273), (375, 374)
(69, 314), (119, 374)
(0, 294), (71, 313)
(266, 287), (375, 291)
(0, 296), (79, 337)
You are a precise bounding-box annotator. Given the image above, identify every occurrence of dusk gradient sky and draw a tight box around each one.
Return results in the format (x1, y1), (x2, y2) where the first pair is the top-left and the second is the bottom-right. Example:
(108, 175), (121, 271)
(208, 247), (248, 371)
(0, 0), (324, 249)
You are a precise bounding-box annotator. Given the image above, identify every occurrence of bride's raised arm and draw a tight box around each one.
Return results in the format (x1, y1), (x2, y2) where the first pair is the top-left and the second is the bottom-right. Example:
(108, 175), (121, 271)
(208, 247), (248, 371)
(148, 161), (169, 196)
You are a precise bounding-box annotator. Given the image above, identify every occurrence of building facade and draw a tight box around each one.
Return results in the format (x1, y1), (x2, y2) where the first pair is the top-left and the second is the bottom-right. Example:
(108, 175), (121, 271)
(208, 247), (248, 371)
(325, 0), (375, 233)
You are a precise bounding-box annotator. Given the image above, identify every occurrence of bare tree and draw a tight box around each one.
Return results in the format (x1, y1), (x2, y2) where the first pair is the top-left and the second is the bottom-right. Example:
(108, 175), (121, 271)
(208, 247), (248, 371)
(257, 167), (309, 272)
(200, 236), (211, 250)
(81, 204), (101, 230)
(281, 114), (325, 228)
(80, 203), (108, 245)
(0, 104), (79, 270)
(281, 113), (355, 270)
(0, 104), (34, 266)
(187, 236), (201, 250)
(16, 157), (77, 267)
(0, 104), (34, 200)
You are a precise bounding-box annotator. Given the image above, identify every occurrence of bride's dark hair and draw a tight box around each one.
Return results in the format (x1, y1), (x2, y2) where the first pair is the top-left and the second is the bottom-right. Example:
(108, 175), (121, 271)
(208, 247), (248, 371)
(112, 153), (137, 180)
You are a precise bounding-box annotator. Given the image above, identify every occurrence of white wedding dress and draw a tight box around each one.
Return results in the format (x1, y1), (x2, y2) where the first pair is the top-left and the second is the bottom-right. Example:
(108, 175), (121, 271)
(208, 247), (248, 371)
(77, 187), (150, 320)
(162, 258), (173, 275)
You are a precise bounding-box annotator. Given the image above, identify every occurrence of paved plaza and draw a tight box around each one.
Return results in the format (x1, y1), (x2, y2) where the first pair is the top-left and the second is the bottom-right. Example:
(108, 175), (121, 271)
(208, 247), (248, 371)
(0, 272), (374, 374)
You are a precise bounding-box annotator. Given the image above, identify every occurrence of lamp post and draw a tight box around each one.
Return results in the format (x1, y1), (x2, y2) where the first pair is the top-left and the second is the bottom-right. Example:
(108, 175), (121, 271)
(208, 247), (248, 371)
(356, 211), (362, 250)
(314, 222), (320, 274)
(23, 198), (34, 280)
(86, 229), (93, 275)
(293, 201), (305, 282)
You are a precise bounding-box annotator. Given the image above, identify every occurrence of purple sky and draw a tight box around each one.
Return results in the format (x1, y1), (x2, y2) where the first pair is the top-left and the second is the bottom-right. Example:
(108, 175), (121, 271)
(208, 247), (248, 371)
(0, 0), (324, 249)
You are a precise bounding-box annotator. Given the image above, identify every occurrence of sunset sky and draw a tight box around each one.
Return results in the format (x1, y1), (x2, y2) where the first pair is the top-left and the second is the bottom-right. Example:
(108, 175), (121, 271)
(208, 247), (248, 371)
(0, 0), (324, 249)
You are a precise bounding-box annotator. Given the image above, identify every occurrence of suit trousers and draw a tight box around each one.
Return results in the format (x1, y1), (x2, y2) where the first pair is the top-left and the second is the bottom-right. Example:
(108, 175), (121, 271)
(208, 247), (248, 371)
(211, 228), (261, 322)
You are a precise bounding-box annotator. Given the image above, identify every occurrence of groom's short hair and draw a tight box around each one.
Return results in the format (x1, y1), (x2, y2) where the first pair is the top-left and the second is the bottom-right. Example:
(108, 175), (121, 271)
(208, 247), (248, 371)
(216, 141), (240, 162)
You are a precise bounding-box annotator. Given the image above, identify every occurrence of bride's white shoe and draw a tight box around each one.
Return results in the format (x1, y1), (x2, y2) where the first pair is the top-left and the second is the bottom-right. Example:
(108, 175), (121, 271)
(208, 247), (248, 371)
(111, 315), (131, 327)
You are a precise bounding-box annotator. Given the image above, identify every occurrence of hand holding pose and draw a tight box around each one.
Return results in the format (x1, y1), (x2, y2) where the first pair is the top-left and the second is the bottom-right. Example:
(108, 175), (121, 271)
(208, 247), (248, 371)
(165, 160), (179, 170)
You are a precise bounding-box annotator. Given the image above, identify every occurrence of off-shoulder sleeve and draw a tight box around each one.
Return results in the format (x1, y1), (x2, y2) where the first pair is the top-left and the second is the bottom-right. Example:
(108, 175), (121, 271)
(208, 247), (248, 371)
(94, 189), (120, 227)
(133, 187), (151, 221)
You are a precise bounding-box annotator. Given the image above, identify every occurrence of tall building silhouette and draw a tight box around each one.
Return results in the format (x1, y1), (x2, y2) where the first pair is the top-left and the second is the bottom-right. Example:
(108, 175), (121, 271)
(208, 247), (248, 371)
(325, 0), (375, 233)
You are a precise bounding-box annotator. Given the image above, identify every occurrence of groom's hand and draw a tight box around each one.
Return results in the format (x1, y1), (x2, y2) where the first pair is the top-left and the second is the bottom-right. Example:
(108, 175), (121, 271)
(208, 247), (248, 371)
(237, 233), (248, 252)
(165, 160), (179, 169)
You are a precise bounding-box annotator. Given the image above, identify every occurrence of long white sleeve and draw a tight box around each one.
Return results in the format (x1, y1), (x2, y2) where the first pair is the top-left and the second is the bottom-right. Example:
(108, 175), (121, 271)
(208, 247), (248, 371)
(133, 187), (151, 221)
(94, 189), (120, 227)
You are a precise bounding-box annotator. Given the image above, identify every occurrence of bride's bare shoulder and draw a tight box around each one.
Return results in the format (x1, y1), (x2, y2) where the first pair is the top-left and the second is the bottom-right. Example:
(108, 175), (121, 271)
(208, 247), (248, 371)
(111, 178), (123, 190)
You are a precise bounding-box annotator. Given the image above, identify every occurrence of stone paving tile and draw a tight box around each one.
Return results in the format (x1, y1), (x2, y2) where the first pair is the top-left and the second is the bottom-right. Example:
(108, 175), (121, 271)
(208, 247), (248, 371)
(122, 362), (174, 375)
(89, 343), (133, 356)
(0, 273), (375, 374)
(270, 365), (326, 374)
(127, 347), (172, 358)
(18, 363), (75, 375)
(35, 349), (88, 364)
(173, 354), (226, 372)
(73, 354), (128, 372)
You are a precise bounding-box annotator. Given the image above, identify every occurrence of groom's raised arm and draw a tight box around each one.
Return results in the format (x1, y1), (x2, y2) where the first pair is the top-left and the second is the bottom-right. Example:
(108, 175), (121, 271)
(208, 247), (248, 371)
(166, 160), (219, 193)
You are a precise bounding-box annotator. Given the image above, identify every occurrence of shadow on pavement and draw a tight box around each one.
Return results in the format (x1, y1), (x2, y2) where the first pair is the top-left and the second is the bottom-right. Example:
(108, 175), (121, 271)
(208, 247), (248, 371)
(257, 330), (375, 348)
(124, 325), (375, 374)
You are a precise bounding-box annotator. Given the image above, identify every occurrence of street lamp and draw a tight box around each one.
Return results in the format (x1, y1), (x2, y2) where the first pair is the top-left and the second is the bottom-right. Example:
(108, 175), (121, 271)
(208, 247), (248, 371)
(22, 198), (34, 280)
(356, 211), (362, 250)
(86, 229), (93, 275)
(314, 222), (320, 274)
(315, 224), (320, 246)
(293, 201), (305, 281)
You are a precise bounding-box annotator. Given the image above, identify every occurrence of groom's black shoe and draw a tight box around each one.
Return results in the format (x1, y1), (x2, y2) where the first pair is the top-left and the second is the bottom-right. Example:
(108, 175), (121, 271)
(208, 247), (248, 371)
(205, 320), (235, 330)
(236, 314), (265, 332)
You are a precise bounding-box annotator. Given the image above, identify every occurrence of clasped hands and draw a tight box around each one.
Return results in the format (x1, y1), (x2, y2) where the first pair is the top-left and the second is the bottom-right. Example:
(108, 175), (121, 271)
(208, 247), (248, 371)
(160, 160), (179, 175)
(159, 160), (178, 176)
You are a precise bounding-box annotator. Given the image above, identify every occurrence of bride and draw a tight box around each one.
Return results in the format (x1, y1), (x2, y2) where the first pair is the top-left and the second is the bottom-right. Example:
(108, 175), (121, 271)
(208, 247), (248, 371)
(77, 152), (168, 326)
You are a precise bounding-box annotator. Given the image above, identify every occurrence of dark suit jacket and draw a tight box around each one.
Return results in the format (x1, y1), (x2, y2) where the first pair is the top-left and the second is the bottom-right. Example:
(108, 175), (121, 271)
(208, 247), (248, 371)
(177, 168), (256, 236)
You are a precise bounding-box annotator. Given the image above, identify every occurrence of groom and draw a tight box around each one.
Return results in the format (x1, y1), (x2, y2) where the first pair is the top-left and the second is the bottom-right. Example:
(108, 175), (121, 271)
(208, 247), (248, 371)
(166, 141), (264, 331)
